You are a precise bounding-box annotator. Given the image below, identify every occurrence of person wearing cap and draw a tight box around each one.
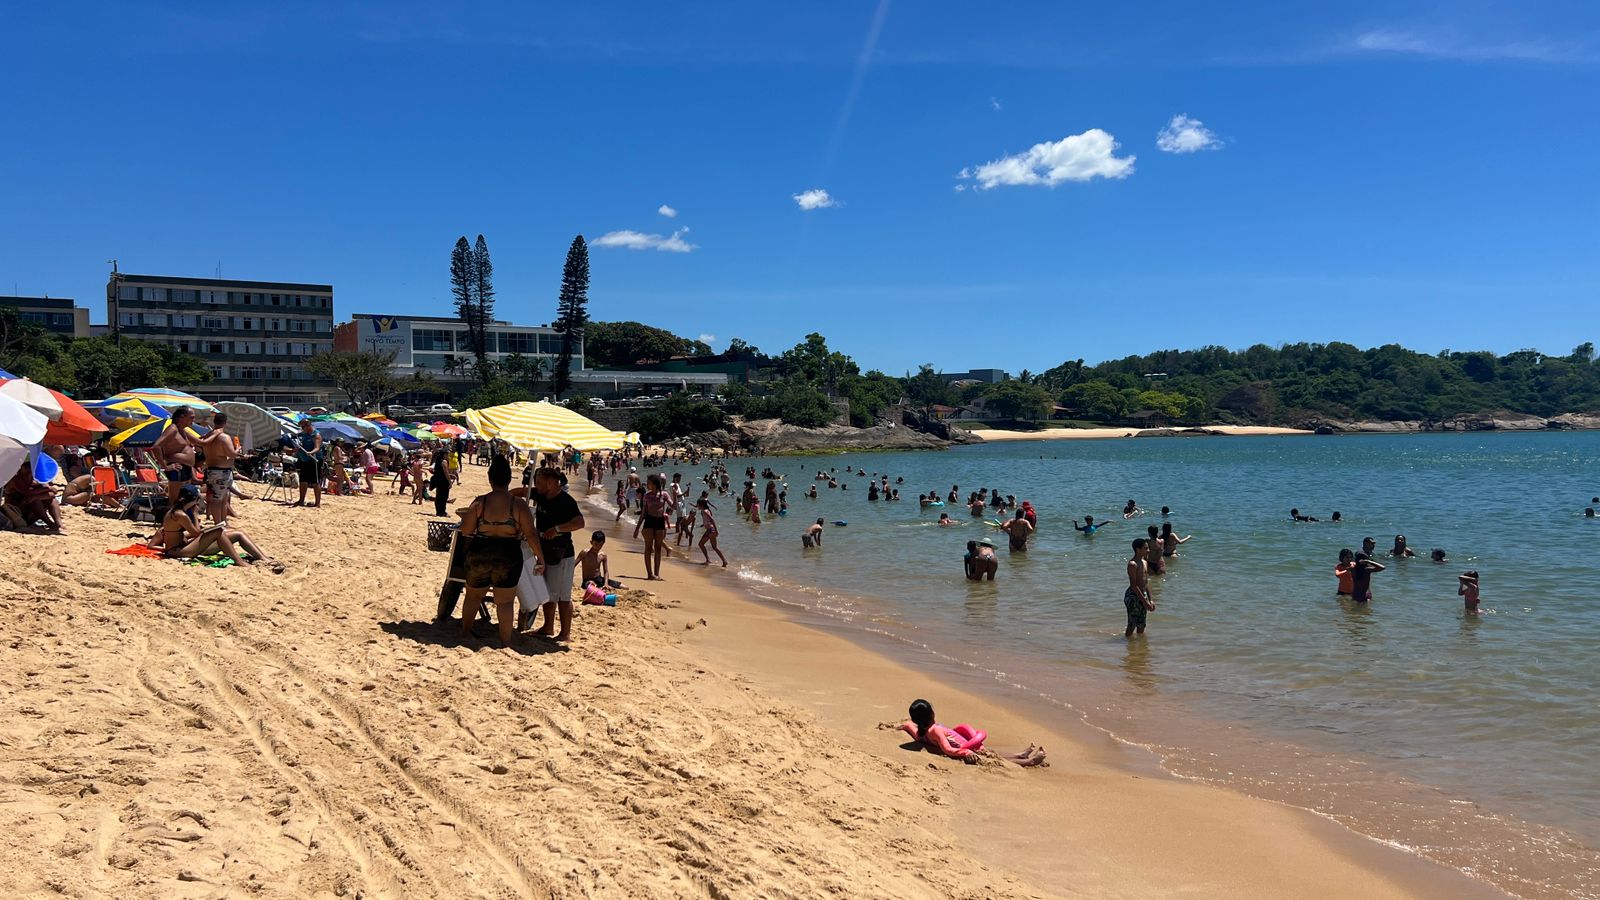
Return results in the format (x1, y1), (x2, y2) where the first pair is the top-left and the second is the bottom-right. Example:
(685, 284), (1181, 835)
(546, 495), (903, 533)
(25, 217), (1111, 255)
(967, 537), (999, 581)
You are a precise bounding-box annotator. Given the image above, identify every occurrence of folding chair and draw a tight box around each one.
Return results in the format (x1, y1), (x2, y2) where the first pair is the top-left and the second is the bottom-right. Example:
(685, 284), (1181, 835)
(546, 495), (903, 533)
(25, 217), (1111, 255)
(123, 466), (167, 521)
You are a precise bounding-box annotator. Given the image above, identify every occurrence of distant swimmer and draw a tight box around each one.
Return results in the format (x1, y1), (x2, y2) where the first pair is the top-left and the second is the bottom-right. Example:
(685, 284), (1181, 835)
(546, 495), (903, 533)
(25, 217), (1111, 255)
(920, 492), (940, 508)
(1330, 511), (1343, 523)
(1144, 526), (1165, 574)
(938, 512), (956, 527)
(1074, 515), (1108, 535)
(1020, 501), (1037, 527)
(806, 485), (818, 499)
(966, 538), (998, 581)
(1160, 522), (1190, 557)
(1587, 507), (1596, 518)
(1458, 570), (1480, 615)
(1350, 552), (1385, 602)
(1125, 539), (1155, 637)
(1430, 548), (1448, 563)
(1160, 506), (1171, 517)
(1290, 508), (1319, 523)
(1389, 535), (1417, 558)
(1362, 536), (1377, 557)
(802, 518), (824, 549)
(868, 482), (880, 500)
(948, 485), (960, 503)
(969, 498), (987, 517)
(1335, 549), (1355, 596)
(1000, 510), (1034, 551)
(1122, 499), (1144, 519)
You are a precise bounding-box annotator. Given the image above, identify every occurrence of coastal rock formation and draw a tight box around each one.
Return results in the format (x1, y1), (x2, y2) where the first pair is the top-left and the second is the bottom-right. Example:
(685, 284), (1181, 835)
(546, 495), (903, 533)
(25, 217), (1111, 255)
(735, 418), (954, 453)
(1301, 411), (1600, 433)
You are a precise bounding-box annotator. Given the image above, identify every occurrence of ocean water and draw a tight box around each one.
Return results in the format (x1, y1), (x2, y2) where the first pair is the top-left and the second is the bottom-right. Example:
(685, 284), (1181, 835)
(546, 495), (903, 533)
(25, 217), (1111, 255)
(629, 433), (1600, 899)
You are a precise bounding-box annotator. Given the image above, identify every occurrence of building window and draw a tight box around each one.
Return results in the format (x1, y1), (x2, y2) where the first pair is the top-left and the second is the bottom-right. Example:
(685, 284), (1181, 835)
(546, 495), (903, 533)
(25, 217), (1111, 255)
(172, 314), (196, 328)
(20, 312), (45, 324)
(291, 320), (308, 333)
(174, 341), (190, 353)
(141, 313), (166, 326)
(206, 341), (226, 354)
(414, 328), (454, 351)
(120, 313), (138, 327)
(237, 367), (261, 380)
(209, 366), (228, 379)
(202, 316), (226, 329)
(498, 332), (537, 354)
(117, 286), (138, 301)
(140, 287), (165, 302)
(315, 320), (330, 332)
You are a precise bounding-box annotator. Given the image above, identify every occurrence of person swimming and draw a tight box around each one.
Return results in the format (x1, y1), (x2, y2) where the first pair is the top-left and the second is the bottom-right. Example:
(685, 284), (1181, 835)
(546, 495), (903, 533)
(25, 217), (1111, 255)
(1330, 511), (1343, 523)
(937, 512), (955, 526)
(1431, 548), (1448, 563)
(1290, 508), (1318, 522)
(1122, 499), (1143, 519)
(1390, 534), (1417, 558)
(1073, 515), (1107, 535)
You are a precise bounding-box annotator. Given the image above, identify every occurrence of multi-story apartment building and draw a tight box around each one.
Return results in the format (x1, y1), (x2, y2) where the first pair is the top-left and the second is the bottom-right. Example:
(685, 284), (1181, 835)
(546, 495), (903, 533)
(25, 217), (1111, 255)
(0, 295), (92, 337)
(107, 273), (334, 404)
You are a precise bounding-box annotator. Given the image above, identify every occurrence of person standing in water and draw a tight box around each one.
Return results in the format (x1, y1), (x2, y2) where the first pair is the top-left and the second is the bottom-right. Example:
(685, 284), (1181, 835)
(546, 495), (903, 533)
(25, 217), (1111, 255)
(1458, 570), (1480, 614)
(1144, 526), (1165, 575)
(1125, 539), (1154, 637)
(1160, 522), (1190, 557)
(802, 518), (824, 549)
(1000, 509), (1033, 551)
(1074, 515), (1108, 535)
(1350, 552), (1385, 602)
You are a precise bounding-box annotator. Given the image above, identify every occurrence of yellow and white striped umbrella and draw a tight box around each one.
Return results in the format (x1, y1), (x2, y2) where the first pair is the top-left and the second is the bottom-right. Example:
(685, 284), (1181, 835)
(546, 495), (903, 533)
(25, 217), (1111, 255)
(465, 401), (631, 452)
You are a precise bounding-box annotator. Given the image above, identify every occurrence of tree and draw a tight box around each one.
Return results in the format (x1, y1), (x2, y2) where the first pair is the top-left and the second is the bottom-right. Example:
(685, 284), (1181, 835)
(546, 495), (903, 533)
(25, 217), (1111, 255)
(905, 364), (952, 418)
(471, 234), (496, 381)
(762, 378), (838, 427)
(307, 350), (438, 412)
(551, 235), (590, 398)
(449, 237), (483, 379)
(982, 381), (1053, 422)
(460, 378), (538, 411)
(1062, 381), (1130, 421)
(778, 333), (858, 396)
(584, 321), (706, 368)
(726, 337), (761, 358)
(631, 394), (729, 441)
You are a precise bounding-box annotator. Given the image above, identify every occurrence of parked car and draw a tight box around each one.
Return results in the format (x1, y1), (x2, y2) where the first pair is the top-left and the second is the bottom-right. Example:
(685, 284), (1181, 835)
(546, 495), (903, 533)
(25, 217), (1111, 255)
(307, 406), (330, 415)
(589, 398), (606, 409)
(650, 394), (667, 401)
(387, 405), (414, 416)
(267, 406), (293, 416)
(428, 403), (456, 414)
(631, 395), (652, 405)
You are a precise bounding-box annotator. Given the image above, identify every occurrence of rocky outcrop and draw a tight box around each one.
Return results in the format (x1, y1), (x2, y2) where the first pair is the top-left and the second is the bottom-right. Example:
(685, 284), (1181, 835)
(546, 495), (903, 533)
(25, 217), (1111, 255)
(735, 418), (954, 453)
(1300, 412), (1600, 433)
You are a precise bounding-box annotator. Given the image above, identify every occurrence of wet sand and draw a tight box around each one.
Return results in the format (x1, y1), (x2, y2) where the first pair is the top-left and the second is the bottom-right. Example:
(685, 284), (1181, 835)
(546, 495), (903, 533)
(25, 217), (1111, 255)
(0, 465), (1494, 898)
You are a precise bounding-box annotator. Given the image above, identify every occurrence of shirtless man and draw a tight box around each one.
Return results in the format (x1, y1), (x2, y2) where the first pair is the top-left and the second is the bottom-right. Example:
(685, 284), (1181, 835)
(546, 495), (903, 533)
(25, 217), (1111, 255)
(151, 405), (199, 507)
(1000, 509), (1033, 551)
(1125, 539), (1155, 636)
(802, 517), (824, 549)
(196, 411), (240, 523)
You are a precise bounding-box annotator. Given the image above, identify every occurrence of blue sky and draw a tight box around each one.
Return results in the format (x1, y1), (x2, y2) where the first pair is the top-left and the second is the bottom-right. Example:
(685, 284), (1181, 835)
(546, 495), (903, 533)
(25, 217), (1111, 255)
(2, 1), (1597, 375)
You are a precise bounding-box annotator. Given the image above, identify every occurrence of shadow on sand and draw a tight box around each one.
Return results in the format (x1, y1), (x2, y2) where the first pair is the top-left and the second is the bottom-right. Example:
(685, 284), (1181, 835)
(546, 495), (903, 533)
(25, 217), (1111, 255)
(379, 619), (569, 656)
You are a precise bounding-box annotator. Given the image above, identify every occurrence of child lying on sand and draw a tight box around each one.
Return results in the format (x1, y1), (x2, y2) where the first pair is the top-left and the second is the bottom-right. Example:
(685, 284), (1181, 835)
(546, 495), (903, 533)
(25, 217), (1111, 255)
(895, 699), (1046, 767)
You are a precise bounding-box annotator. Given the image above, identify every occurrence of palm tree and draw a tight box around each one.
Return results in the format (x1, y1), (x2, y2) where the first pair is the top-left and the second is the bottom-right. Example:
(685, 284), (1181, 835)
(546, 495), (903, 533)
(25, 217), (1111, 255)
(442, 354), (461, 378)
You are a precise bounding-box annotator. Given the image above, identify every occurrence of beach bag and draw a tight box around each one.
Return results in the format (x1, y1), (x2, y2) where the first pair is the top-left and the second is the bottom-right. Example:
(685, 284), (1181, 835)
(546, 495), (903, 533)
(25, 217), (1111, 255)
(517, 545), (551, 606)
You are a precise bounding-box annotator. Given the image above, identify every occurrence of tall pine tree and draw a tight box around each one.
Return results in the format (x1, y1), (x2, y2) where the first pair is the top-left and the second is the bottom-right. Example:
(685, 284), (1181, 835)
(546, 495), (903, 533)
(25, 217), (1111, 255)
(472, 234), (495, 383)
(551, 235), (590, 399)
(449, 236), (486, 380)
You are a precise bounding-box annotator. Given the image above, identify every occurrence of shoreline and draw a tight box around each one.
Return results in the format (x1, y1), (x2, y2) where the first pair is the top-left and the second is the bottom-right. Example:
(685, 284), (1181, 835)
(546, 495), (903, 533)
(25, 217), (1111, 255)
(583, 493), (1504, 899)
(970, 424), (1314, 441)
(0, 466), (1504, 897)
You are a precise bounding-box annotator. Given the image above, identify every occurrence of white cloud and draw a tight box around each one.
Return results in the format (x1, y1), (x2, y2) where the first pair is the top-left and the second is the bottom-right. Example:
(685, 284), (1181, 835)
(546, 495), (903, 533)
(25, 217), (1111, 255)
(697, 333), (716, 345)
(989, 97), (1002, 111)
(1156, 114), (1222, 153)
(658, 204), (678, 218)
(792, 188), (839, 210)
(1350, 28), (1578, 62)
(593, 227), (696, 253)
(956, 128), (1134, 190)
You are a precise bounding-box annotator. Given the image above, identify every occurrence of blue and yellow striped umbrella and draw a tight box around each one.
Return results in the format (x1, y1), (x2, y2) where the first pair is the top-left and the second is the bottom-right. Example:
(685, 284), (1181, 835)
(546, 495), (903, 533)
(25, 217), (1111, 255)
(106, 417), (209, 450)
(105, 387), (217, 414)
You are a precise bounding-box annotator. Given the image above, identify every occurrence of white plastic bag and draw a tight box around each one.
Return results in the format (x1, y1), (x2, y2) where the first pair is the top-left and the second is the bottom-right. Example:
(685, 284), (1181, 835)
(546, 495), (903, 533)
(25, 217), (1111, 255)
(518, 545), (551, 606)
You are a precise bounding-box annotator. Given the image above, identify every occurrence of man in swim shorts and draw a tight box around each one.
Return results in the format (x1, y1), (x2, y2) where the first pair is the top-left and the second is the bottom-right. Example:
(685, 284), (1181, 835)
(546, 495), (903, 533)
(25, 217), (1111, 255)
(1125, 538), (1154, 636)
(802, 518), (824, 549)
(152, 405), (200, 507)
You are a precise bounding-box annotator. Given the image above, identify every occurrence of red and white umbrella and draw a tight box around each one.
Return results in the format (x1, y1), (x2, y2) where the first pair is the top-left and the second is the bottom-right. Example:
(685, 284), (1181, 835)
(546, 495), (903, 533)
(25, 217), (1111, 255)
(0, 378), (108, 445)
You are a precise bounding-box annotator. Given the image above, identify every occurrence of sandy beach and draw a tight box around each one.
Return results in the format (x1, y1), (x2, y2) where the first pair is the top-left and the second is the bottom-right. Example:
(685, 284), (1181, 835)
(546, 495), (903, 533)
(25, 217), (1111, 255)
(970, 424), (1313, 441)
(0, 465), (1496, 898)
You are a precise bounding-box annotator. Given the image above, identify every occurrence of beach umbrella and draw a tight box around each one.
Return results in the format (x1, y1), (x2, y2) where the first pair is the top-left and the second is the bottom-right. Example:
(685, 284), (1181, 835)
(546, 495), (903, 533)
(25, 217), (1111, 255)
(362, 413), (400, 426)
(379, 426), (420, 446)
(0, 393), (49, 445)
(373, 436), (407, 451)
(216, 401), (294, 452)
(0, 366), (17, 380)
(431, 421), (467, 437)
(330, 412), (382, 439)
(464, 400), (630, 452)
(106, 417), (209, 450)
(0, 378), (108, 445)
(105, 387), (216, 414)
(0, 434), (25, 480)
(311, 420), (363, 442)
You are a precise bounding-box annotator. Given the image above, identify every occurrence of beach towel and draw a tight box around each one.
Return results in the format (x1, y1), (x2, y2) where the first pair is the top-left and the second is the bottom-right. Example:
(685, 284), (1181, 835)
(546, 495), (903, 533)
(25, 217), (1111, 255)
(184, 553), (238, 569)
(107, 543), (164, 559)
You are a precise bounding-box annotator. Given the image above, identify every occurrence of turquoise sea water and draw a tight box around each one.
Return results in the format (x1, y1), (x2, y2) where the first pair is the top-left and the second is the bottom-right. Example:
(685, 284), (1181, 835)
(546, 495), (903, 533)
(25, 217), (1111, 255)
(626, 433), (1599, 898)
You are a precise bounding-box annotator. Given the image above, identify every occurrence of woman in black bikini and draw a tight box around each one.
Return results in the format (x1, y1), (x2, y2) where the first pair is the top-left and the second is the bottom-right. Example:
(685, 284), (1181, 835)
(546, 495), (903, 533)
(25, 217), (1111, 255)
(633, 473), (669, 580)
(458, 456), (541, 645)
(153, 485), (274, 567)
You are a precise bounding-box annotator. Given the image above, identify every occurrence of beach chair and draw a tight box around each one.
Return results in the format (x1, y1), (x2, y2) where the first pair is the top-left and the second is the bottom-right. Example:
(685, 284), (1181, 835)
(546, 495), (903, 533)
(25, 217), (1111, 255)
(435, 528), (467, 624)
(90, 465), (127, 508)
